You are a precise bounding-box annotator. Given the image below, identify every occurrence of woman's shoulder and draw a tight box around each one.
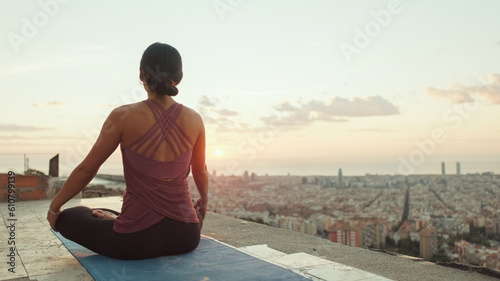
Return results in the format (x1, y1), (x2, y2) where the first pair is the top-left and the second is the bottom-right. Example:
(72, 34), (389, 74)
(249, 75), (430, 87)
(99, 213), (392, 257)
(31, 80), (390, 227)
(119, 101), (146, 110)
(178, 104), (204, 128)
(105, 101), (147, 122)
(180, 104), (201, 118)
(112, 101), (147, 113)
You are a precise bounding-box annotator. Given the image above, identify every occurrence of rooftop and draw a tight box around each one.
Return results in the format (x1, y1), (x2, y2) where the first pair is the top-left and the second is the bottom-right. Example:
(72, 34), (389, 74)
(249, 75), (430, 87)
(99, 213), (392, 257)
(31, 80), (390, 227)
(0, 197), (497, 281)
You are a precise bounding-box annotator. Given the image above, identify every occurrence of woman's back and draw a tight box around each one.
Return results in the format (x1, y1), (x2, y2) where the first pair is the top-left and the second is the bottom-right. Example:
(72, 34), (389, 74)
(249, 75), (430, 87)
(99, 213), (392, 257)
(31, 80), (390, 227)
(112, 98), (203, 233)
(119, 99), (202, 163)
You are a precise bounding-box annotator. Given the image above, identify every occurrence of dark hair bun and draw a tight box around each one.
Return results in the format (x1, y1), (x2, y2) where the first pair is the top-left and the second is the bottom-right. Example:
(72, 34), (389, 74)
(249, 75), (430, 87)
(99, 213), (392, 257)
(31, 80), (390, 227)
(147, 72), (179, 96)
(140, 42), (183, 96)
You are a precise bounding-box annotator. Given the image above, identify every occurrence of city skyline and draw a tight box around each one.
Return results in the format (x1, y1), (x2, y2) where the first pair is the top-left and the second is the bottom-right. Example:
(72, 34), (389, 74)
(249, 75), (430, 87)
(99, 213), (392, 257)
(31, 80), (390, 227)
(1, 0), (499, 177)
(3, 152), (495, 178)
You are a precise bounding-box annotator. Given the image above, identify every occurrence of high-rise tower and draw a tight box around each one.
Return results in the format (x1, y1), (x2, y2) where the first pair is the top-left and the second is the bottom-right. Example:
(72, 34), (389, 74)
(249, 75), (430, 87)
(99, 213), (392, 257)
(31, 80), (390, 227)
(338, 168), (343, 187)
(456, 162), (461, 175)
(441, 162), (445, 175)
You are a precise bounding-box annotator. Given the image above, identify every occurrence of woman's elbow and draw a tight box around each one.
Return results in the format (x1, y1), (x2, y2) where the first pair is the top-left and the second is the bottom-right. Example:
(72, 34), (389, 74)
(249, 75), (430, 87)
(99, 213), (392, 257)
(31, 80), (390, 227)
(192, 162), (207, 173)
(192, 166), (208, 178)
(74, 164), (98, 179)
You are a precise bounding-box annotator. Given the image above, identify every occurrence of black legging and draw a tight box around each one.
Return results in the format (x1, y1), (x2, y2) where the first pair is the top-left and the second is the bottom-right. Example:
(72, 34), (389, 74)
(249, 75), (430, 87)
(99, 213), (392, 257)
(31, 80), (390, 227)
(55, 206), (201, 260)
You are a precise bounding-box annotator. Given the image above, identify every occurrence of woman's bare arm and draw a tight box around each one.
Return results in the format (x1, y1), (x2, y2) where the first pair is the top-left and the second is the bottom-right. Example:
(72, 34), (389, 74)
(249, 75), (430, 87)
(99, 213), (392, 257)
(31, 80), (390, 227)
(191, 114), (208, 219)
(48, 107), (124, 229)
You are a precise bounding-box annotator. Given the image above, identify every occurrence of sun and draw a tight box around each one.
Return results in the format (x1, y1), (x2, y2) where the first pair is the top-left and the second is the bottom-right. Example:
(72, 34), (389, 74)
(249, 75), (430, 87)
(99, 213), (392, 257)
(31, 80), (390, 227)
(215, 149), (223, 156)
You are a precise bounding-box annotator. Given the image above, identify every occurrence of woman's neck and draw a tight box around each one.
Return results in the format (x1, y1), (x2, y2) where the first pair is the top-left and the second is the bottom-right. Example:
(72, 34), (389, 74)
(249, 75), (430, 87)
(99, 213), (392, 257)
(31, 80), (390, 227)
(148, 92), (175, 105)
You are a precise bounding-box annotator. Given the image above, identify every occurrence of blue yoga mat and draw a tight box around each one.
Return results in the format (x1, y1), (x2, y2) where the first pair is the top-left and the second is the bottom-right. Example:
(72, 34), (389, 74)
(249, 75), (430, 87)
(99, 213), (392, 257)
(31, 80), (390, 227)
(52, 231), (310, 281)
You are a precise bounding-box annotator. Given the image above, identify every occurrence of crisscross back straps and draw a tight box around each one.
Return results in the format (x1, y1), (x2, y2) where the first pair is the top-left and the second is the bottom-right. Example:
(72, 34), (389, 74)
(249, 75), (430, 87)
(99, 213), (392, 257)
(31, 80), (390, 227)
(129, 100), (192, 159)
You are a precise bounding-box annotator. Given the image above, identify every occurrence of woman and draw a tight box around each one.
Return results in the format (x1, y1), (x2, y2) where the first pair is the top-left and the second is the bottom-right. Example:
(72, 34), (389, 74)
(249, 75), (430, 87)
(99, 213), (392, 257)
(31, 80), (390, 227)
(47, 42), (209, 260)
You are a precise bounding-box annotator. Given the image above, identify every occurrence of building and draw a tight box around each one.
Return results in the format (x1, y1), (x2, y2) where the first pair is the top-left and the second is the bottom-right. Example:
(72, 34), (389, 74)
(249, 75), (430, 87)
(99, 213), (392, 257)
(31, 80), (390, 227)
(419, 225), (437, 259)
(486, 218), (500, 234)
(397, 221), (412, 241)
(456, 162), (461, 175)
(328, 218), (387, 248)
(304, 220), (318, 235)
(455, 240), (469, 264)
(485, 253), (500, 272)
(49, 154), (59, 177)
(361, 219), (387, 249)
(441, 162), (445, 175)
(338, 168), (343, 188)
(328, 221), (362, 247)
(319, 176), (332, 187)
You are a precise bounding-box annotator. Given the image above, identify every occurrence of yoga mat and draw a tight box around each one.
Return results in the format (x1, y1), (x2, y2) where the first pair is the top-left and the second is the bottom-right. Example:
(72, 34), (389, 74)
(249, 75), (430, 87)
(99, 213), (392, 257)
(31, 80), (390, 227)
(52, 231), (310, 281)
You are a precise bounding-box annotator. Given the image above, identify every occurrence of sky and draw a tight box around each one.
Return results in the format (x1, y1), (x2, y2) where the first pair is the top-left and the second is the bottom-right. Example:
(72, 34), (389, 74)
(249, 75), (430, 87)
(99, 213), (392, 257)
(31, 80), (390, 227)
(1, 0), (499, 176)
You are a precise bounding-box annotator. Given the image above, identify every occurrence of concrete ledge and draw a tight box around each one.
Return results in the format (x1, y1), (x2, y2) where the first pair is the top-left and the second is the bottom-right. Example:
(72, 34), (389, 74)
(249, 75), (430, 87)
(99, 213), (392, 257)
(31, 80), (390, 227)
(201, 212), (498, 281)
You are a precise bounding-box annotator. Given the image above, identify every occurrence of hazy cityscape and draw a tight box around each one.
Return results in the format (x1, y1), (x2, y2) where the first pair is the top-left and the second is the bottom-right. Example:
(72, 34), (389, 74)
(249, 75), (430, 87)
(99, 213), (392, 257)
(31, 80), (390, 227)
(187, 165), (500, 272)
(7, 155), (500, 272)
(3, 155), (499, 274)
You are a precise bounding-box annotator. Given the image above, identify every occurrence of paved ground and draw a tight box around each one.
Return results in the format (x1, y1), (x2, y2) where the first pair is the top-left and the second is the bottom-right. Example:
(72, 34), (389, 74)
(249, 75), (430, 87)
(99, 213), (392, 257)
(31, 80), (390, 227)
(0, 197), (497, 281)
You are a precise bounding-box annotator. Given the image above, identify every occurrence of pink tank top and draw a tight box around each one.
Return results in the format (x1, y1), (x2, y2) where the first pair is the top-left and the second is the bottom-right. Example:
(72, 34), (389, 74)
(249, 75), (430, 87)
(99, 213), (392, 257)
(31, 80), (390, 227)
(113, 99), (199, 234)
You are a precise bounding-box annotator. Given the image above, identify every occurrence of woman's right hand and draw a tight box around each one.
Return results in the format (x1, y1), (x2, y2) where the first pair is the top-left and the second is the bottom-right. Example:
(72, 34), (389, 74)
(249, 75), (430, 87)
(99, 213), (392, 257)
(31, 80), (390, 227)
(194, 198), (207, 221)
(47, 209), (60, 232)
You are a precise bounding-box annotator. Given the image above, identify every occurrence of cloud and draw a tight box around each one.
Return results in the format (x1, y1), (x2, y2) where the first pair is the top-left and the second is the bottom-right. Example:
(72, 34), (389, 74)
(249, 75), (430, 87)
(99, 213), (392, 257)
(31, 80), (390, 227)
(425, 74), (500, 104)
(96, 104), (120, 109)
(308, 96), (399, 117)
(32, 101), (66, 107)
(425, 84), (474, 104)
(351, 128), (395, 133)
(46, 101), (65, 107)
(198, 94), (399, 132)
(0, 124), (53, 131)
(199, 95), (216, 107)
(215, 108), (239, 116)
(262, 96), (399, 128)
(275, 101), (299, 112)
(0, 134), (77, 140)
(197, 96), (246, 133)
(211, 117), (249, 133)
(471, 74), (500, 104)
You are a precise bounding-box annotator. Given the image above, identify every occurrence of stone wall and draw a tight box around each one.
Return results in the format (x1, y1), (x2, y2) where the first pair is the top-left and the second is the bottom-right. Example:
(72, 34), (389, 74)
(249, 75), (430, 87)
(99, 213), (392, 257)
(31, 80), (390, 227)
(0, 173), (49, 201)
(1, 173), (124, 201)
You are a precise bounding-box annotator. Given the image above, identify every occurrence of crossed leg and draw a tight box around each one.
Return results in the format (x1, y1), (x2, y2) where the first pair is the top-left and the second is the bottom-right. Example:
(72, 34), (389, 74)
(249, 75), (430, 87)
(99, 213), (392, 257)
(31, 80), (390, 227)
(55, 206), (201, 260)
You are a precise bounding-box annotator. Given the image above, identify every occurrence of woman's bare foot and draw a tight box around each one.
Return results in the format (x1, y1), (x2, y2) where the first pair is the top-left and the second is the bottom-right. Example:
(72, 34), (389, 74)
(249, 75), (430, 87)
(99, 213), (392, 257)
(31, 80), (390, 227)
(92, 209), (118, 220)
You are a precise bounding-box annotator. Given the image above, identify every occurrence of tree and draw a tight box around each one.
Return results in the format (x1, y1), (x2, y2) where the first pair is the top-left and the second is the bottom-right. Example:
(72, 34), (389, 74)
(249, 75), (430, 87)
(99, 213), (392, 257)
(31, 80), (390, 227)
(397, 238), (420, 257)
